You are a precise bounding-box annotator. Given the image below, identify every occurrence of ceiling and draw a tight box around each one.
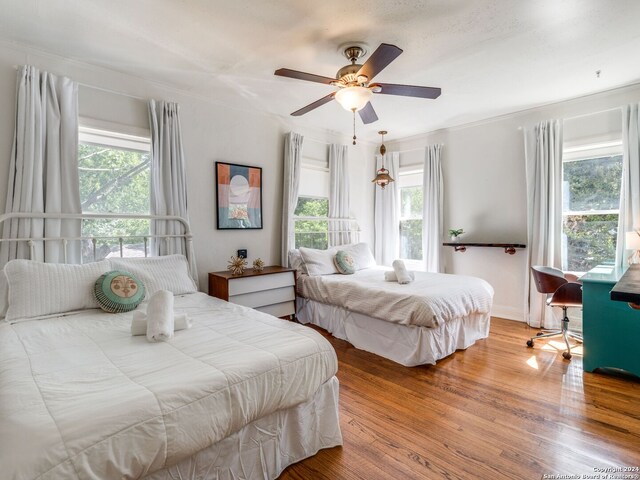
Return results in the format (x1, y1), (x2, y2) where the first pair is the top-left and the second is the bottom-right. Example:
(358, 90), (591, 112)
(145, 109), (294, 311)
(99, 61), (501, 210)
(1, 0), (640, 142)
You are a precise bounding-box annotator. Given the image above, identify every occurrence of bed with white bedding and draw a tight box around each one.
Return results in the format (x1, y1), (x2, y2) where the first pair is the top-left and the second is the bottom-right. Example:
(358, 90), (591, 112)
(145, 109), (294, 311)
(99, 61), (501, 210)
(1, 292), (340, 479)
(0, 213), (342, 480)
(292, 244), (494, 366)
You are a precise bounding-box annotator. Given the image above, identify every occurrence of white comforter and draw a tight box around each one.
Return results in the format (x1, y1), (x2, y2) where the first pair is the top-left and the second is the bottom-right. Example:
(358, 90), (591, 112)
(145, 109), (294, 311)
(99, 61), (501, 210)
(298, 266), (494, 328)
(0, 293), (338, 480)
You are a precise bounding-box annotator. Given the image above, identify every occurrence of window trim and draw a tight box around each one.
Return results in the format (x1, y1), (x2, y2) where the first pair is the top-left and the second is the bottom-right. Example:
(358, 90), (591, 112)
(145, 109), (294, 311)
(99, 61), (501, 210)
(79, 126), (150, 153)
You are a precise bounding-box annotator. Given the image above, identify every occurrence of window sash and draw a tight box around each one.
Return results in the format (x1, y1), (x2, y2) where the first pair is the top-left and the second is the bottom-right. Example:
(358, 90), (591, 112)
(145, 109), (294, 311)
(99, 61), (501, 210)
(560, 147), (622, 273)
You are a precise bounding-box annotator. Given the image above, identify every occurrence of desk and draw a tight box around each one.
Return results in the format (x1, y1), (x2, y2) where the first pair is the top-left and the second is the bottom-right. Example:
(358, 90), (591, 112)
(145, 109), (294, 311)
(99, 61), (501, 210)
(581, 265), (640, 377)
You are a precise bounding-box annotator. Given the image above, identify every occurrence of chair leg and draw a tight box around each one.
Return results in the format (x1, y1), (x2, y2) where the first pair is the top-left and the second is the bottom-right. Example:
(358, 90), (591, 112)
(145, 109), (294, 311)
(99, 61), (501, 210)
(527, 306), (580, 360)
(561, 307), (572, 360)
(567, 331), (583, 342)
(531, 330), (562, 340)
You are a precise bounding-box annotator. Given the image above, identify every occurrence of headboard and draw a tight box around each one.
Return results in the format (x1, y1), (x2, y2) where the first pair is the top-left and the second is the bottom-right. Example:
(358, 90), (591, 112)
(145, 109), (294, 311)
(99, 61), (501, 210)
(0, 212), (194, 266)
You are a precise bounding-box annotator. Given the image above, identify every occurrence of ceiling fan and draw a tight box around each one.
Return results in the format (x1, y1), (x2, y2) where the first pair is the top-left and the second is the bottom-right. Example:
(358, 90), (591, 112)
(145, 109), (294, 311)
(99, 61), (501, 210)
(274, 43), (441, 130)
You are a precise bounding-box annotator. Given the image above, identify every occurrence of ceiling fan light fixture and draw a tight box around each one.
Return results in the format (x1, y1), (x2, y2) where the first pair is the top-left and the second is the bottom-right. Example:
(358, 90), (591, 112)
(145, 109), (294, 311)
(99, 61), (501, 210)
(335, 86), (372, 112)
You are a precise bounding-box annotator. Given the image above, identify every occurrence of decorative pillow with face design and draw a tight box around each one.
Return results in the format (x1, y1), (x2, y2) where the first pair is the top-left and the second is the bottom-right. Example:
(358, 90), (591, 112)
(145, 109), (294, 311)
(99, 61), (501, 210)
(94, 270), (146, 313)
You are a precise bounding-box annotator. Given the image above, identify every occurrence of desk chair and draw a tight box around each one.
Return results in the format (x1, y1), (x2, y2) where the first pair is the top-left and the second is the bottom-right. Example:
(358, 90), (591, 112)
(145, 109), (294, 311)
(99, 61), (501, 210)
(527, 266), (583, 360)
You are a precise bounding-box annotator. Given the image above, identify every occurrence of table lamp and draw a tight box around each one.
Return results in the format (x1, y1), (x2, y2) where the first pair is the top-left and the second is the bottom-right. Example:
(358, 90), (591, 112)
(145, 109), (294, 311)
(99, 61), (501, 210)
(625, 231), (640, 264)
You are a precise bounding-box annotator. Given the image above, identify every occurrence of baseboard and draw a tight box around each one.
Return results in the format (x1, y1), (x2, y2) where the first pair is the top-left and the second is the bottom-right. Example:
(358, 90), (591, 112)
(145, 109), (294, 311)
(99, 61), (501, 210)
(490, 305), (583, 331)
(491, 304), (524, 322)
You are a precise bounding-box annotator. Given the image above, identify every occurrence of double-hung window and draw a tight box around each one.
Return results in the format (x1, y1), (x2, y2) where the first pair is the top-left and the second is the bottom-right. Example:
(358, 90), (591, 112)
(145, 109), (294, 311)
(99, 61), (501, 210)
(398, 169), (424, 261)
(561, 140), (623, 273)
(78, 126), (151, 262)
(294, 196), (329, 249)
(293, 152), (330, 249)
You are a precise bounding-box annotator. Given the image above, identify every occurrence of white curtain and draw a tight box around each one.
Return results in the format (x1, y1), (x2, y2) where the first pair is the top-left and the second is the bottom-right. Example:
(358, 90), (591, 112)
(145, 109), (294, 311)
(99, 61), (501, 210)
(1, 65), (80, 265)
(524, 119), (563, 328)
(422, 145), (443, 273)
(374, 152), (399, 266)
(148, 100), (198, 286)
(615, 103), (640, 268)
(329, 144), (351, 247)
(281, 132), (304, 266)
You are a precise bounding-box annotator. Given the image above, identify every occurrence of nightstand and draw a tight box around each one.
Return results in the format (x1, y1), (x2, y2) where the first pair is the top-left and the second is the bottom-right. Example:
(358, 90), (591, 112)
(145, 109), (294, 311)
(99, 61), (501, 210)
(208, 266), (296, 319)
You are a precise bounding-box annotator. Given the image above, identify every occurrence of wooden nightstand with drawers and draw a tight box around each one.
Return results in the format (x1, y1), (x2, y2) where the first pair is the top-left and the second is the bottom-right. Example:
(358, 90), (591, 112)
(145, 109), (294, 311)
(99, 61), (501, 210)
(208, 266), (297, 319)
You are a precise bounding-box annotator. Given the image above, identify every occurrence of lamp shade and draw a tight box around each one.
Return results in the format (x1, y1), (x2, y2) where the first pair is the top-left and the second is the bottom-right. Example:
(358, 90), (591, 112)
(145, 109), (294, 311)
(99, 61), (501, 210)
(372, 166), (395, 189)
(626, 231), (640, 250)
(335, 86), (372, 112)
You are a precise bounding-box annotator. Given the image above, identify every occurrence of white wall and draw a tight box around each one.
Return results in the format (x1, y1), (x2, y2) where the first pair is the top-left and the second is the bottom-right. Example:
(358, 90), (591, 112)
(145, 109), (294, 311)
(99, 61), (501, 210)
(7, 39), (634, 319)
(389, 83), (640, 321)
(0, 42), (375, 289)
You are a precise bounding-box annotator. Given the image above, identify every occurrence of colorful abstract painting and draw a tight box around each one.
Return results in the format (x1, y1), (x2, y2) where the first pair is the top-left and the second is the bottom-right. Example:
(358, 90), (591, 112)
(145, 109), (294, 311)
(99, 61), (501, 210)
(216, 162), (263, 229)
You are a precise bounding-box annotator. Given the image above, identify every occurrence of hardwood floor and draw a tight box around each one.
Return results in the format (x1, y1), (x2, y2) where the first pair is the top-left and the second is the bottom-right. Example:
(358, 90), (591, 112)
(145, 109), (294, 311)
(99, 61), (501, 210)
(279, 318), (640, 480)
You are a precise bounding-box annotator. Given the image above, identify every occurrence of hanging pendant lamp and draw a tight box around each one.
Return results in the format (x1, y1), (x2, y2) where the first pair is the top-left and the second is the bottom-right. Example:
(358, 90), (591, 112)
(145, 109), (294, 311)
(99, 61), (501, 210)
(372, 130), (395, 189)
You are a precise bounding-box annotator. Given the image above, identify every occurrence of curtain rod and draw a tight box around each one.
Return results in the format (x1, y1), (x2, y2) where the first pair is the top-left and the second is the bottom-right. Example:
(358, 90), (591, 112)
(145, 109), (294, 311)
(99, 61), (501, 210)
(387, 143), (445, 155)
(78, 82), (148, 102)
(302, 136), (356, 146)
(13, 64), (148, 102)
(517, 106), (623, 129)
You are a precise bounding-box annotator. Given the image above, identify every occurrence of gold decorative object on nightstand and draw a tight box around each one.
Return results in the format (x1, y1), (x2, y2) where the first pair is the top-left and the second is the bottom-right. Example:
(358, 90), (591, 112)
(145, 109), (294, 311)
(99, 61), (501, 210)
(227, 255), (248, 276)
(252, 258), (265, 272)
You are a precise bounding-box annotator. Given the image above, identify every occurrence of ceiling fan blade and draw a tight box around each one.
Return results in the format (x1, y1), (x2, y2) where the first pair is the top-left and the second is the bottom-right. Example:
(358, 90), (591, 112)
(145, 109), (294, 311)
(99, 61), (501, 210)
(275, 68), (336, 85)
(373, 83), (441, 99)
(356, 43), (403, 82)
(358, 102), (378, 124)
(291, 93), (336, 116)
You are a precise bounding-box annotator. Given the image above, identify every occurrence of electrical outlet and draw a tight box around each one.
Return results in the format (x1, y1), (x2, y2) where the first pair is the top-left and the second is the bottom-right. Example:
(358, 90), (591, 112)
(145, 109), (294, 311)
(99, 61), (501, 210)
(237, 249), (248, 259)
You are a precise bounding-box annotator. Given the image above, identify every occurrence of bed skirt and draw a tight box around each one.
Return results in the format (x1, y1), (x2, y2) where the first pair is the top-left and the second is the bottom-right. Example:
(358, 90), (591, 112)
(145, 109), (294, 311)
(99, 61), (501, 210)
(144, 375), (342, 480)
(297, 298), (491, 366)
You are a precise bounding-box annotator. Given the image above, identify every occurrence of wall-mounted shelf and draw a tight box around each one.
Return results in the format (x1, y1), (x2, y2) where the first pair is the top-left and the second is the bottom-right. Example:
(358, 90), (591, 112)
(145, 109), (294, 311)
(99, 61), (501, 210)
(442, 242), (527, 255)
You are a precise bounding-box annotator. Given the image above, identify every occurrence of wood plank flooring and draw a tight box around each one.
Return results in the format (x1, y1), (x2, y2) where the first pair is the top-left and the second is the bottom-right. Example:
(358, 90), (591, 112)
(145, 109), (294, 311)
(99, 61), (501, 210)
(279, 318), (640, 480)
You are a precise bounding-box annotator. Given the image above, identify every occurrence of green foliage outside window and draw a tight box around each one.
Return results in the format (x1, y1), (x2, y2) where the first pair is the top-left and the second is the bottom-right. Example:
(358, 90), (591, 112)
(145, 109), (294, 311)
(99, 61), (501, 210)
(563, 214), (618, 273)
(562, 155), (622, 272)
(78, 143), (151, 260)
(294, 197), (328, 249)
(400, 186), (423, 260)
(563, 155), (622, 211)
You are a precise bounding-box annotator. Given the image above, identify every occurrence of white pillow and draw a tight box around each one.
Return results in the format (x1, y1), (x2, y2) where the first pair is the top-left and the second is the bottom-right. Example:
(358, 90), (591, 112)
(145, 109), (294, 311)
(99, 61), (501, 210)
(298, 247), (339, 276)
(288, 249), (308, 274)
(4, 259), (110, 321)
(109, 254), (197, 296)
(342, 243), (376, 270)
(0, 268), (8, 318)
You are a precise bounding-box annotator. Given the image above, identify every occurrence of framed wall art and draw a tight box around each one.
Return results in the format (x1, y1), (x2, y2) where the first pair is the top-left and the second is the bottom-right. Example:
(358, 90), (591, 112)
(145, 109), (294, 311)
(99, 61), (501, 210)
(215, 162), (263, 229)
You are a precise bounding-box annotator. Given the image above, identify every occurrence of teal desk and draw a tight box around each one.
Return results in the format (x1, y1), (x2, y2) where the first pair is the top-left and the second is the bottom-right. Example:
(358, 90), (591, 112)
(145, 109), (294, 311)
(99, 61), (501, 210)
(581, 265), (640, 377)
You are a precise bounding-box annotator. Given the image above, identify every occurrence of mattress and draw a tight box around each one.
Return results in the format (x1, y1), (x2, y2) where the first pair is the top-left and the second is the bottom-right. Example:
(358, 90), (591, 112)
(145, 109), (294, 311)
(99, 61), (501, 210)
(297, 297), (490, 366)
(298, 266), (494, 327)
(0, 292), (338, 479)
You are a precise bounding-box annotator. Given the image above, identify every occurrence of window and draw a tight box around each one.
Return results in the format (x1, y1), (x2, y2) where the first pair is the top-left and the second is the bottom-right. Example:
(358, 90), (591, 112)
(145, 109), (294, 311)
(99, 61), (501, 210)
(398, 170), (423, 261)
(78, 127), (151, 262)
(294, 196), (329, 249)
(294, 148), (330, 250)
(562, 141), (623, 273)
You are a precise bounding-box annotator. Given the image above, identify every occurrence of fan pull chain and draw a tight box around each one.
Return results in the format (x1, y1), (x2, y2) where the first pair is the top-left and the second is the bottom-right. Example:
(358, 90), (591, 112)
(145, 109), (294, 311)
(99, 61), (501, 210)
(352, 109), (357, 145)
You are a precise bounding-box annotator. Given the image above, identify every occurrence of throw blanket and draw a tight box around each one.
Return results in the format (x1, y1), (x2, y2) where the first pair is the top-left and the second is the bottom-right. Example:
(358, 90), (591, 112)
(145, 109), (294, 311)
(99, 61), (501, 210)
(298, 266), (494, 328)
(0, 293), (337, 480)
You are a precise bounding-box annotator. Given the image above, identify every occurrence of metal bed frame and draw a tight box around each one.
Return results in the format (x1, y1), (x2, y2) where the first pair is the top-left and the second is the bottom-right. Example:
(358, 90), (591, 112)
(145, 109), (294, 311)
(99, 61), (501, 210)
(0, 212), (194, 265)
